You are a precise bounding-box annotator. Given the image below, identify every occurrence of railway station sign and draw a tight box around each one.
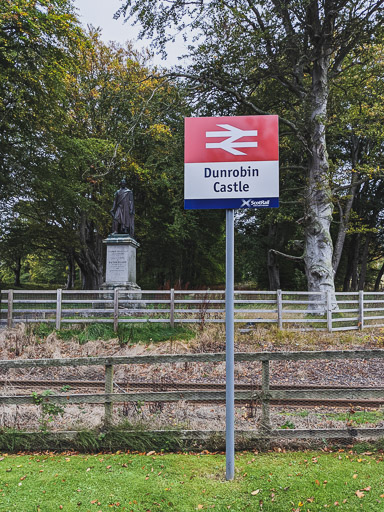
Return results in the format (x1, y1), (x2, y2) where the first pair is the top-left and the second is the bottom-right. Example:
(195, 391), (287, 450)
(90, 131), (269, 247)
(184, 115), (279, 209)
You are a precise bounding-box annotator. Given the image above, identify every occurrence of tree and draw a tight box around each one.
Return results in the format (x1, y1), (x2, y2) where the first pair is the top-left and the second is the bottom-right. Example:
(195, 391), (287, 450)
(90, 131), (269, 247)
(5, 24), (225, 289)
(0, 218), (31, 286)
(116, 0), (384, 299)
(0, 0), (82, 199)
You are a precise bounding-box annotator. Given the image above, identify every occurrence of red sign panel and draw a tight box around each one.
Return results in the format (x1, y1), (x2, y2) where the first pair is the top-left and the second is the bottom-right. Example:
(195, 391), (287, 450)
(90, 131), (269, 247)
(185, 115), (279, 163)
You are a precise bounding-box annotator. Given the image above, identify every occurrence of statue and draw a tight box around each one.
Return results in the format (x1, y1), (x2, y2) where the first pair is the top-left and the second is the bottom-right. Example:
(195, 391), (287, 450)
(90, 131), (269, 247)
(110, 178), (135, 237)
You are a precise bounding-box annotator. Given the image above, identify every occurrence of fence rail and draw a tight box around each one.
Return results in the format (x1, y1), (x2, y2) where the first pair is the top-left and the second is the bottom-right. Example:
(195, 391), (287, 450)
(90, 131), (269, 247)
(1, 350), (384, 440)
(0, 288), (384, 332)
(2, 289), (384, 332)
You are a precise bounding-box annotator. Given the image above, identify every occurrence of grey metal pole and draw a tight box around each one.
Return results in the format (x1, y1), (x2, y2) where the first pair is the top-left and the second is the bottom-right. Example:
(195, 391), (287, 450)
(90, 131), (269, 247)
(226, 209), (235, 480)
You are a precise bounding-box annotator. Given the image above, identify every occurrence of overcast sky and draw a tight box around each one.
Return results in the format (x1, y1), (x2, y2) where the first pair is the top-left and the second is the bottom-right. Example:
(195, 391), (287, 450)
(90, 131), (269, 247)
(73, 0), (184, 67)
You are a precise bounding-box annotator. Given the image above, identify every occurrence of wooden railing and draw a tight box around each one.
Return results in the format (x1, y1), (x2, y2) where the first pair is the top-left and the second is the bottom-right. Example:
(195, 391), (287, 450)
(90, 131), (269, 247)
(1, 350), (384, 439)
(2, 289), (384, 332)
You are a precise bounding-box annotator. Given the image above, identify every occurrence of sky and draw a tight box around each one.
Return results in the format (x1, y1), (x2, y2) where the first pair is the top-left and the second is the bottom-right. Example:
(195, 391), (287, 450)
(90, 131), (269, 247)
(73, 0), (184, 67)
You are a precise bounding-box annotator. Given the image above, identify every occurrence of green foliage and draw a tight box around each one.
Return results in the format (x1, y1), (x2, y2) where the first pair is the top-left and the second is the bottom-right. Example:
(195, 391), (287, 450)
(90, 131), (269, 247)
(115, 0), (384, 293)
(3, 0), (384, 293)
(116, 323), (195, 345)
(25, 253), (68, 285)
(27, 322), (53, 340)
(26, 321), (195, 345)
(0, 429), (35, 452)
(1, 11), (225, 289)
(279, 420), (296, 430)
(0, 0), (83, 198)
(31, 390), (66, 432)
(74, 430), (101, 452)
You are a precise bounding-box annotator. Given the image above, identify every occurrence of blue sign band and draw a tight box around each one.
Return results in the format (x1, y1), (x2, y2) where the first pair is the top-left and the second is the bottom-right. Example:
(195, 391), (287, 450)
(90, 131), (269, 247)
(184, 197), (279, 210)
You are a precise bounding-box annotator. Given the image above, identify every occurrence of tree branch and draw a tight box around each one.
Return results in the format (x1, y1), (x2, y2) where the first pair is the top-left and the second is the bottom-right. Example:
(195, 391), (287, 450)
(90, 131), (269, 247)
(269, 248), (304, 262)
(163, 71), (306, 142)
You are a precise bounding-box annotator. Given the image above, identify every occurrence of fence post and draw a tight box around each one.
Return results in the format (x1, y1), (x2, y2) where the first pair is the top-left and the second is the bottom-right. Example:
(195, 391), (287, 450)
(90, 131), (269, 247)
(277, 289), (283, 329)
(114, 288), (119, 333)
(56, 289), (62, 330)
(7, 290), (13, 328)
(104, 364), (114, 427)
(326, 291), (332, 333)
(261, 359), (271, 431)
(170, 288), (175, 328)
(358, 290), (364, 330)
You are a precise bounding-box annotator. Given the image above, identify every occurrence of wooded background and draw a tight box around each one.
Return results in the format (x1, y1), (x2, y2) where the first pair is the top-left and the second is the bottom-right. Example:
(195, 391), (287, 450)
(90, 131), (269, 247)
(1, 0), (384, 293)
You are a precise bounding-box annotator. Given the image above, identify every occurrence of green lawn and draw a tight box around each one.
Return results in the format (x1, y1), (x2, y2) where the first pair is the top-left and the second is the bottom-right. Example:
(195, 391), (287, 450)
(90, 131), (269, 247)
(1, 450), (384, 511)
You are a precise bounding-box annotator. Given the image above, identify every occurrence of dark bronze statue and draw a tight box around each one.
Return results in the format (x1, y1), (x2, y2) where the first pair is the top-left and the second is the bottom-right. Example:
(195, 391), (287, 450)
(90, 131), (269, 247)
(110, 178), (134, 236)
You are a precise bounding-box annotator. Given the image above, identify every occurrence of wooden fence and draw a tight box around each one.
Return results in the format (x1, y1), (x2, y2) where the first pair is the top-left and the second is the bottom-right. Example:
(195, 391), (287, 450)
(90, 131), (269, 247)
(1, 289), (384, 332)
(1, 350), (384, 440)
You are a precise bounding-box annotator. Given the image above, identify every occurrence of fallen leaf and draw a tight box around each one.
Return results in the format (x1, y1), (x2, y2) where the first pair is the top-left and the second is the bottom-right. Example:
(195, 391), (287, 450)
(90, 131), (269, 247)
(353, 474), (358, 479)
(147, 451), (155, 456)
(355, 490), (365, 498)
(251, 490), (260, 495)
(197, 506), (204, 510)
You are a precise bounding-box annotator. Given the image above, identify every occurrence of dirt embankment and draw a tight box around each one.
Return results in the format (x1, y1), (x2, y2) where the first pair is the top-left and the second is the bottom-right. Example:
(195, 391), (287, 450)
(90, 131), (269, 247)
(1, 323), (384, 433)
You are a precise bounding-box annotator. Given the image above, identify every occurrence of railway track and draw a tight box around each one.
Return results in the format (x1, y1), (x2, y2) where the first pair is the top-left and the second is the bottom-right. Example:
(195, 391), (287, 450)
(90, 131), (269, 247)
(2, 379), (384, 408)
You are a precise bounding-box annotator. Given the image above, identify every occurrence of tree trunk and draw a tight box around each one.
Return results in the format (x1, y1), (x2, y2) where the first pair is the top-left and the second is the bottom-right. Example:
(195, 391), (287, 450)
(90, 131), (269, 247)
(267, 249), (280, 291)
(343, 237), (356, 291)
(13, 256), (22, 287)
(374, 261), (384, 291)
(304, 52), (336, 309)
(358, 233), (372, 291)
(332, 135), (360, 275)
(74, 214), (104, 290)
(350, 234), (361, 291)
(267, 224), (280, 290)
(65, 251), (76, 289)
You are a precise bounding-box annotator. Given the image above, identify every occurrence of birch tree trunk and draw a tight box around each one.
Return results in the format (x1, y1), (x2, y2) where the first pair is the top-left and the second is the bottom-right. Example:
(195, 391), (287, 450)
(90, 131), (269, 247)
(304, 52), (337, 310)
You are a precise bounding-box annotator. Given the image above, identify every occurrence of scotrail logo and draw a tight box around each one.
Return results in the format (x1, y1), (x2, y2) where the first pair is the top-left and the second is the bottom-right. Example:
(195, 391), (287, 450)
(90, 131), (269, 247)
(241, 199), (270, 208)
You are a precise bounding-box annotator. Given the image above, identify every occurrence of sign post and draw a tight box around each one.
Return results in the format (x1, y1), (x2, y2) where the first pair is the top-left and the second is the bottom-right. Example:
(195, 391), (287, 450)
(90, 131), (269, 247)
(225, 208), (235, 480)
(184, 115), (279, 480)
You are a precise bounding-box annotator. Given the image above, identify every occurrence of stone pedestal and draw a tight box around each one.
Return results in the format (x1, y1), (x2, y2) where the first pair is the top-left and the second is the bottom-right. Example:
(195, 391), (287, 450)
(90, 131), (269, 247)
(102, 234), (140, 290)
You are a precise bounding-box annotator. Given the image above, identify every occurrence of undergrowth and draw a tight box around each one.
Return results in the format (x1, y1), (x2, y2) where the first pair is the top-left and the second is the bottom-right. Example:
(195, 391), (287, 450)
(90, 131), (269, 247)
(27, 322), (195, 345)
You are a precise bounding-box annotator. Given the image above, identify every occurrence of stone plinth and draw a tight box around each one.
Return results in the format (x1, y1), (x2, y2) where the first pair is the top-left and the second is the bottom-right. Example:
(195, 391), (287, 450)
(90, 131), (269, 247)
(102, 234), (140, 290)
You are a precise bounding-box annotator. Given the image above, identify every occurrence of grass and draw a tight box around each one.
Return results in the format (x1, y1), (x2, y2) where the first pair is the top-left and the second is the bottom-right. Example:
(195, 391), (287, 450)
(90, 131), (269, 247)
(27, 322), (195, 345)
(1, 450), (384, 511)
(278, 409), (384, 426)
(326, 410), (384, 426)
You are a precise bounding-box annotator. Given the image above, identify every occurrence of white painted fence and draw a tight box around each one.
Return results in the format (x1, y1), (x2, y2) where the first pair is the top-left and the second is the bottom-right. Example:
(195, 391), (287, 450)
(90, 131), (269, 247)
(1, 289), (384, 332)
